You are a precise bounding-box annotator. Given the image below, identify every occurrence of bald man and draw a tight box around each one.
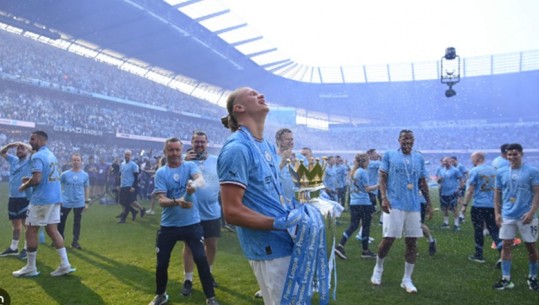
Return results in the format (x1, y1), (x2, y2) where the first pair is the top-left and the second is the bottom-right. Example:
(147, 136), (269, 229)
(462, 152), (500, 263)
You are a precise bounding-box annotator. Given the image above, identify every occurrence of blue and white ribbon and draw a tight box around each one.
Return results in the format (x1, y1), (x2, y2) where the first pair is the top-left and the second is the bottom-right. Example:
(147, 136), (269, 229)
(281, 203), (329, 305)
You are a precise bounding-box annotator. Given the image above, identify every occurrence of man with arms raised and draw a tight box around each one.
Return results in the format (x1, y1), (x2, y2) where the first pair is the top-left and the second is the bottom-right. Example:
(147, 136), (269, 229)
(0, 141), (32, 259)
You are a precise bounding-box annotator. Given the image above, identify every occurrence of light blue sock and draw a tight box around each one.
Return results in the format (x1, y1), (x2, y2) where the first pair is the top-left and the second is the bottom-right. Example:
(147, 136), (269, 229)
(501, 260), (511, 280)
(529, 261), (538, 279)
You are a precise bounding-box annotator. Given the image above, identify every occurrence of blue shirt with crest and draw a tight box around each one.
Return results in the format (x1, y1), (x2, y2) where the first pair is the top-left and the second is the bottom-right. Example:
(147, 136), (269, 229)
(154, 162), (201, 227)
(61, 169), (89, 208)
(6, 154), (32, 198)
(120, 160), (139, 188)
(192, 155), (221, 221)
(437, 166), (462, 196)
(380, 149), (426, 212)
(218, 126), (292, 261)
(495, 164), (539, 220)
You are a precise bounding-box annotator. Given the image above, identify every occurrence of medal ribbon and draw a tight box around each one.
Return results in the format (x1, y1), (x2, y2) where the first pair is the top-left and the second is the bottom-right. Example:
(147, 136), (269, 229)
(509, 167), (522, 203)
(400, 149), (415, 188)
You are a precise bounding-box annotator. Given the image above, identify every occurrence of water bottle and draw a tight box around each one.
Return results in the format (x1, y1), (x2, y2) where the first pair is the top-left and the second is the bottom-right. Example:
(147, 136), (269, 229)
(183, 180), (194, 203)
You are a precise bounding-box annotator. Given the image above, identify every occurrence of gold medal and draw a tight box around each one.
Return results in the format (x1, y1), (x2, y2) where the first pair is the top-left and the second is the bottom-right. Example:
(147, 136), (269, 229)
(407, 183), (414, 190)
(510, 197), (516, 203)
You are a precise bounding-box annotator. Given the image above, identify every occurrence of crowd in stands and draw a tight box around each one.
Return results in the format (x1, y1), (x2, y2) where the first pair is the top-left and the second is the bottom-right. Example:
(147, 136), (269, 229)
(0, 30), (223, 118)
(1, 28), (538, 173)
(303, 123), (539, 152)
(0, 86), (230, 143)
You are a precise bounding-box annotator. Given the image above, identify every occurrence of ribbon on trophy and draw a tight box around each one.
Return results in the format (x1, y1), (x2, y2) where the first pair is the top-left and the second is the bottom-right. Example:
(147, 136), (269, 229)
(281, 202), (329, 305)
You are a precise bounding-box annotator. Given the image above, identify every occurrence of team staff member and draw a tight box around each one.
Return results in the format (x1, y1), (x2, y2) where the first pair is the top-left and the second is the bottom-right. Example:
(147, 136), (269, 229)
(181, 131), (222, 296)
(58, 153), (90, 250)
(117, 149), (145, 223)
(149, 137), (218, 305)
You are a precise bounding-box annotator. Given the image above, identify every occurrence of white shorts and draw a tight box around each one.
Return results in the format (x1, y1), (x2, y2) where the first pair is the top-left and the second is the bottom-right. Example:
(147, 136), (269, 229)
(382, 209), (422, 238)
(499, 217), (538, 243)
(249, 256), (291, 305)
(25, 203), (61, 226)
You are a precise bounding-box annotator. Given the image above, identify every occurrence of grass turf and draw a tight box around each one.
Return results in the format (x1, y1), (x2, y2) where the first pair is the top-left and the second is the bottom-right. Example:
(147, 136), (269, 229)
(0, 183), (537, 304)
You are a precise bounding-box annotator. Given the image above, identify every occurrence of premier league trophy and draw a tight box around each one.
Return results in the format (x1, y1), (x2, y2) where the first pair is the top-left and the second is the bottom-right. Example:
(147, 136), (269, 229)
(283, 156), (343, 304)
(287, 156), (344, 217)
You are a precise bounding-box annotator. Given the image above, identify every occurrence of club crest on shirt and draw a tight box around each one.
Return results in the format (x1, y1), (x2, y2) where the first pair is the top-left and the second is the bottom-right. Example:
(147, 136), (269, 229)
(173, 173), (180, 182)
(73, 175), (79, 181)
(265, 151), (272, 162)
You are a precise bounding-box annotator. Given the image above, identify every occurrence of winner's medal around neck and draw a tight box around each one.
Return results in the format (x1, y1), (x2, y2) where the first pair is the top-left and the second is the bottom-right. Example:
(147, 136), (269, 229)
(401, 150), (415, 191)
(508, 167), (522, 204)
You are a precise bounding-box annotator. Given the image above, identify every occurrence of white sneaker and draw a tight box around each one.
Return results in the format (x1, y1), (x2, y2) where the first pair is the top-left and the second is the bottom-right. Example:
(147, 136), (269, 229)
(254, 290), (263, 298)
(50, 265), (76, 276)
(400, 280), (418, 293)
(146, 209), (155, 215)
(371, 266), (383, 285)
(13, 265), (40, 277)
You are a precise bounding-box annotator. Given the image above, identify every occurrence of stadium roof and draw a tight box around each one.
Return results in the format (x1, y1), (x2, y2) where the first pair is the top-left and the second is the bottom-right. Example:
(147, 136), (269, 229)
(2, 0), (539, 86)
(174, 0), (539, 72)
(0, 0), (269, 90)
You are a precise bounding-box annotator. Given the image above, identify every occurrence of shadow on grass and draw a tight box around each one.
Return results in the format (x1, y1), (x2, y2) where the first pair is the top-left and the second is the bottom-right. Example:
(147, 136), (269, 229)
(211, 285), (265, 305)
(14, 264), (106, 305)
(69, 248), (155, 294)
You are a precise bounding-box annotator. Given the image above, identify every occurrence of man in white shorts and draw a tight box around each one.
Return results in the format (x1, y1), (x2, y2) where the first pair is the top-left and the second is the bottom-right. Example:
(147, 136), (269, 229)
(371, 130), (432, 293)
(13, 130), (75, 277)
(492, 143), (538, 291)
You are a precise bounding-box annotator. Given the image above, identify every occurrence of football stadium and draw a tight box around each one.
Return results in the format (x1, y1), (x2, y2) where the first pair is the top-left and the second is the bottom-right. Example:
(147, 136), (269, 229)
(0, 1), (538, 305)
